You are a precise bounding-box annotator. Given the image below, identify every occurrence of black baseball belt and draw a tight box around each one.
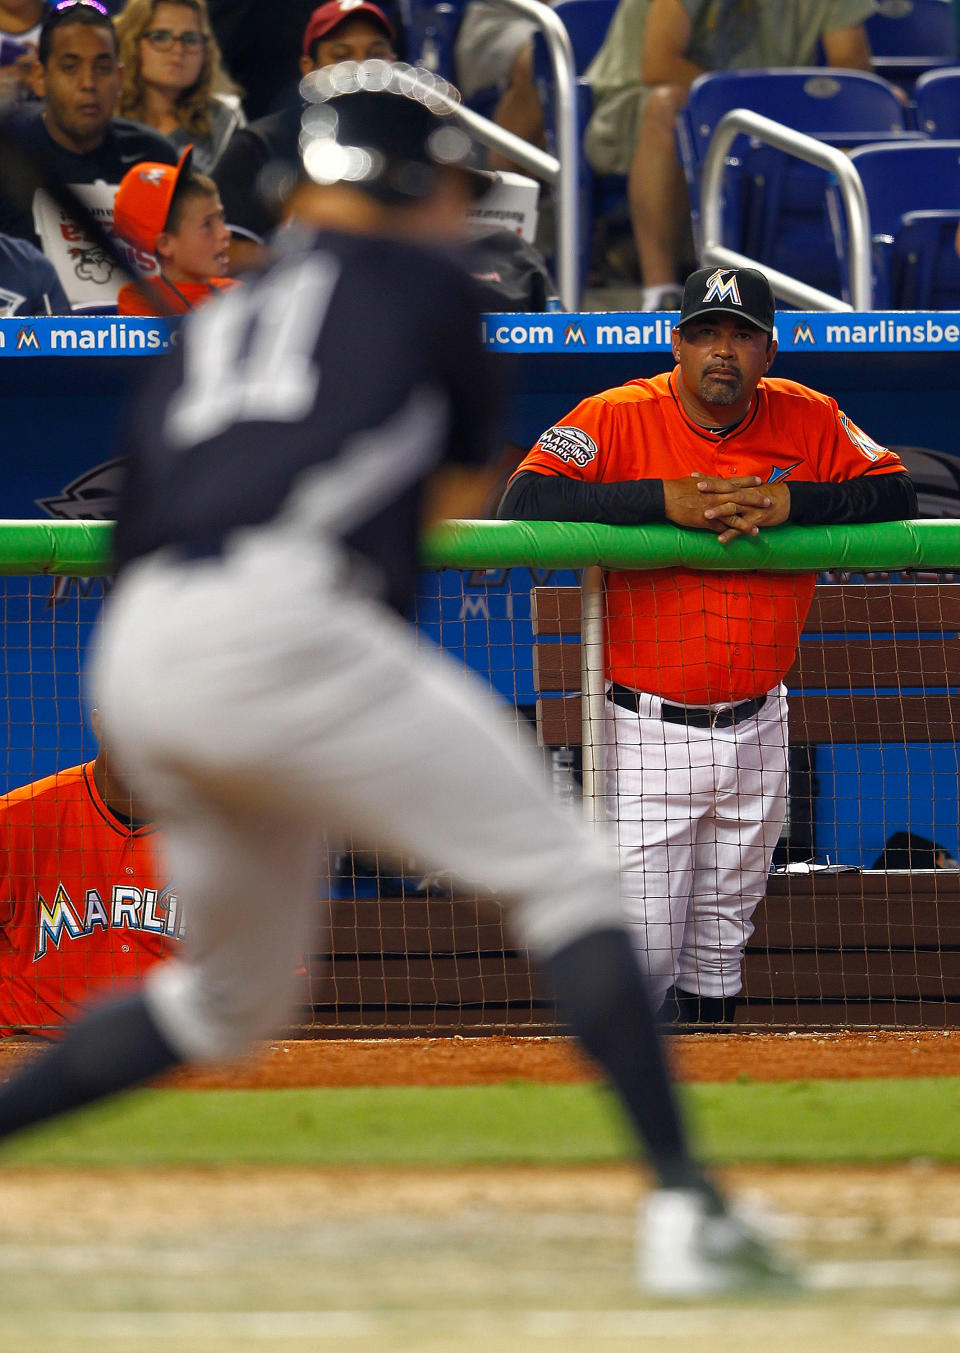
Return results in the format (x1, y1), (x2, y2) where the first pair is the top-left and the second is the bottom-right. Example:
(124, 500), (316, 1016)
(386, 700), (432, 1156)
(173, 538), (225, 562)
(606, 683), (768, 729)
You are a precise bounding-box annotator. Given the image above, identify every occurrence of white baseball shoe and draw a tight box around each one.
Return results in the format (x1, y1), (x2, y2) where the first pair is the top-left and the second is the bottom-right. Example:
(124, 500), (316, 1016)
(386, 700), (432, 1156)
(637, 1187), (796, 1298)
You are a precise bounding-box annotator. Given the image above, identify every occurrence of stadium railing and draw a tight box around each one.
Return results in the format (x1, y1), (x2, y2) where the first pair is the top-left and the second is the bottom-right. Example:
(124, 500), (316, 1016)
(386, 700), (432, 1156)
(3, 518), (960, 1033)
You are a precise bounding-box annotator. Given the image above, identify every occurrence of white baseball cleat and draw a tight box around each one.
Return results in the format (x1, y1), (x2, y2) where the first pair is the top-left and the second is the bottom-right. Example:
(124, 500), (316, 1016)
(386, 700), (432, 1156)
(637, 1187), (797, 1298)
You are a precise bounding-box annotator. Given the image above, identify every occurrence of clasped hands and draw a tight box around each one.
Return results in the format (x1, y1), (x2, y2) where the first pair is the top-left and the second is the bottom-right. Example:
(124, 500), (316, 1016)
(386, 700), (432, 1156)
(662, 473), (791, 544)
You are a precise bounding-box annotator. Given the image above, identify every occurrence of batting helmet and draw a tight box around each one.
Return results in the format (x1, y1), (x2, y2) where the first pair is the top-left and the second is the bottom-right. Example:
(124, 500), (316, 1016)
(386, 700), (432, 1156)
(298, 59), (488, 205)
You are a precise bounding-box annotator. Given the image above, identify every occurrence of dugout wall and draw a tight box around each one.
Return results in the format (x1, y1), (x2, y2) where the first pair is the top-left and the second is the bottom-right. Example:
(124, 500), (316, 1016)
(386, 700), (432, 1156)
(5, 311), (960, 1033)
(2, 519), (960, 1032)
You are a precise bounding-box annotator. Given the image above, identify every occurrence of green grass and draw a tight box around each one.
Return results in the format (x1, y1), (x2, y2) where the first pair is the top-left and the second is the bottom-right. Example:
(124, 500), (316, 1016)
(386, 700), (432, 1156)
(2, 1077), (960, 1167)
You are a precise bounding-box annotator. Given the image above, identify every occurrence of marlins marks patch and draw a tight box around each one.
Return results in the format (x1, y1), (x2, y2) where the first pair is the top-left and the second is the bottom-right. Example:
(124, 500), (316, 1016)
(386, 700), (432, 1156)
(840, 412), (888, 463)
(537, 424), (598, 467)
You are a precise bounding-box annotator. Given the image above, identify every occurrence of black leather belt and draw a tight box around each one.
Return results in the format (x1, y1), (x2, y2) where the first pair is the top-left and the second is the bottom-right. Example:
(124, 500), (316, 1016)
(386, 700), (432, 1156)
(607, 683), (767, 729)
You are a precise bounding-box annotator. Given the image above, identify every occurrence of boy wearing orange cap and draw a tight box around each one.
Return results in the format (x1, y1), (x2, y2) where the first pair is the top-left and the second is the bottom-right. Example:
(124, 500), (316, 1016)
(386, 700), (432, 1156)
(113, 147), (238, 315)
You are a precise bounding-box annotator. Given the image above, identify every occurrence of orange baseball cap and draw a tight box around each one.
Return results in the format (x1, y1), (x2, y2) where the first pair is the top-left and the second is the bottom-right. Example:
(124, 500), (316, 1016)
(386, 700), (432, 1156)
(113, 146), (193, 255)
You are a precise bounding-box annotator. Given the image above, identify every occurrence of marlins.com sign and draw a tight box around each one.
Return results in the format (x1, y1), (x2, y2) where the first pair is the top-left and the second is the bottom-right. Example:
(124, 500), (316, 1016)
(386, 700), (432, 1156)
(0, 317), (177, 354)
(3, 311), (960, 358)
(478, 311), (960, 352)
(481, 316), (675, 350)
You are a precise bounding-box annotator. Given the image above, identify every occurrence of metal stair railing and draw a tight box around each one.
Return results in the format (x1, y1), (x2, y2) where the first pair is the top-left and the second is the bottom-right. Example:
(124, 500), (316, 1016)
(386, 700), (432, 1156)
(699, 107), (874, 311)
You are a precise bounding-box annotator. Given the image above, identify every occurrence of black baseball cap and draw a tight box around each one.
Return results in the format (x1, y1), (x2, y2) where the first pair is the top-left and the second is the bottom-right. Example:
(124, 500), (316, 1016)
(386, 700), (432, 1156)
(679, 266), (776, 333)
(299, 59), (490, 204)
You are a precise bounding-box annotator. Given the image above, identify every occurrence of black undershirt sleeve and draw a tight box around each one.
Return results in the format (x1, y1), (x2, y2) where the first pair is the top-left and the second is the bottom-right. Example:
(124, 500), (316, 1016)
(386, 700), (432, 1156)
(787, 471), (917, 525)
(497, 471), (666, 523)
(498, 469), (917, 528)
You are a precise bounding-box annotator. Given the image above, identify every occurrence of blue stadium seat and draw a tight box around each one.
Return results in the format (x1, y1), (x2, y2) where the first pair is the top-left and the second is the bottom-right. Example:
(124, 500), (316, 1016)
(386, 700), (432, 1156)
(678, 68), (915, 296)
(533, 0), (615, 79)
(891, 210), (960, 308)
(829, 141), (960, 307)
(914, 66), (960, 136)
(402, 0), (469, 83)
(866, 0), (957, 89)
(402, 0), (509, 119)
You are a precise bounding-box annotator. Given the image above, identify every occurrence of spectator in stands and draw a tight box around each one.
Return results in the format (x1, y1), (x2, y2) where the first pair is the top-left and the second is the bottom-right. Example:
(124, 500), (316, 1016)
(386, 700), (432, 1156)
(113, 147), (237, 312)
(585, 0), (875, 309)
(0, 0), (177, 310)
(453, 2), (546, 172)
(0, 232), (71, 313)
(299, 0), (395, 70)
(214, 0), (397, 274)
(113, 0), (244, 173)
(204, 0), (402, 122)
(0, 0), (45, 103)
(0, 713), (181, 1039)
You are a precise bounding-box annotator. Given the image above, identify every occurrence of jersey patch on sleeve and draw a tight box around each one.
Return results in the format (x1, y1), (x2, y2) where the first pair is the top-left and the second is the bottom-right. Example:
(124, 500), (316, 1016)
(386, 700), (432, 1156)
(840, 412), (888, 463)
(536, 424), (599, 468)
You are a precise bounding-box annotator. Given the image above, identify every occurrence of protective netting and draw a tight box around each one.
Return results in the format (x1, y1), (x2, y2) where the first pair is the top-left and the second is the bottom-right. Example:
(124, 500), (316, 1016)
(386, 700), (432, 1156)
(0, 522), (958, 1034)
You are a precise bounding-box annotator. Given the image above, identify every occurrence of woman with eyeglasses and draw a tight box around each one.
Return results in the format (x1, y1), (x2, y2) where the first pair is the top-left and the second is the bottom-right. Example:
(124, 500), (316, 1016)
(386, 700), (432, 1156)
(113, 0), (243, 172)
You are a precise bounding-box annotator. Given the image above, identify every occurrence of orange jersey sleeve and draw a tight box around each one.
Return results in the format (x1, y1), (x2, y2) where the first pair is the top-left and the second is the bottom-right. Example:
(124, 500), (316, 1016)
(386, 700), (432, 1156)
(756, 378), (905, 484)
(512, 393), (619, 483)
(510, 375), (677, 485)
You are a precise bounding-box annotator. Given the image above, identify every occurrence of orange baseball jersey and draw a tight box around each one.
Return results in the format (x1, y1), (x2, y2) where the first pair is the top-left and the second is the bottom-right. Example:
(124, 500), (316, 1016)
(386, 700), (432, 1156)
(0, 762), (183, 1037)
(513, 369), (905, 703)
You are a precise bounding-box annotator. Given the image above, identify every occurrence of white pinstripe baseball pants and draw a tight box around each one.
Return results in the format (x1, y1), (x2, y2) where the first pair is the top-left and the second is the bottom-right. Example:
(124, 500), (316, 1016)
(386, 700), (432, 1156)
(599, 688), (789, 1007)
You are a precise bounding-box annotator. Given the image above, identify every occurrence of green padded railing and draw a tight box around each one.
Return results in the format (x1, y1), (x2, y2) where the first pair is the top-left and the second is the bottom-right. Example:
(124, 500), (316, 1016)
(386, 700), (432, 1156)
(0, 521), (114, 576)
(2, 518), (960, 575)
(422, 519), (960, 572)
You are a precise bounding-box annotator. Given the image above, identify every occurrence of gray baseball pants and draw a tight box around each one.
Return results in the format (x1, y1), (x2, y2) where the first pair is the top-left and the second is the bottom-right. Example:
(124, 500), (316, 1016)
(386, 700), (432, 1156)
(92, 534), (622, 1062)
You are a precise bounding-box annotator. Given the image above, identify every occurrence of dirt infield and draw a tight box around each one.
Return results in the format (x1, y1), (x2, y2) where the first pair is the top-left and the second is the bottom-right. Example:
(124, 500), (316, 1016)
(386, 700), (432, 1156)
(2, 1029), (957, 1088)
(121, 1028), (960, 1087)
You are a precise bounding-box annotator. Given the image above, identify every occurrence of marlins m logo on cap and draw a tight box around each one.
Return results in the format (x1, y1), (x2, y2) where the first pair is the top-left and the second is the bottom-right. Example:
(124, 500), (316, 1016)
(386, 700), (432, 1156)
(679, 264), (776, 332)
(702, 269), (742, 307)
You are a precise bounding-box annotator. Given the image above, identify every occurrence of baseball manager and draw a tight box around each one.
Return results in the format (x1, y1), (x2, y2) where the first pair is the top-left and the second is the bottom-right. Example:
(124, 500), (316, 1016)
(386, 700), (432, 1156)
(500, 266), (917, 1028)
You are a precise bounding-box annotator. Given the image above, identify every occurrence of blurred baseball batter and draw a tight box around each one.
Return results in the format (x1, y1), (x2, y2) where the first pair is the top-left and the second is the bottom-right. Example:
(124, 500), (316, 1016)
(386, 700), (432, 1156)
(500, 266), (916, 1027)
(0, 63), (788, 1295)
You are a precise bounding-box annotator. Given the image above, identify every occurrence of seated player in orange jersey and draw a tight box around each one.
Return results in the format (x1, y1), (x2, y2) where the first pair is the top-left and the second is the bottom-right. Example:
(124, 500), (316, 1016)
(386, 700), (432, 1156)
(113, 146), (239, 316)
(0, 711), (183, 1038)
